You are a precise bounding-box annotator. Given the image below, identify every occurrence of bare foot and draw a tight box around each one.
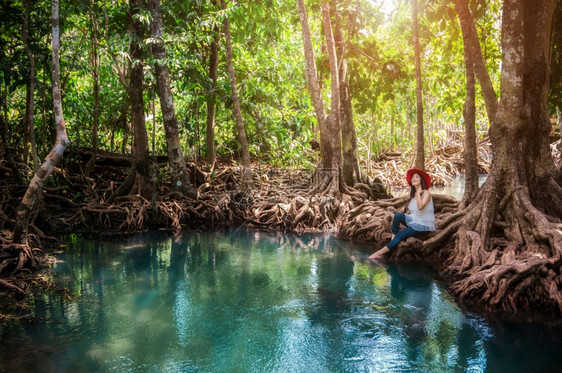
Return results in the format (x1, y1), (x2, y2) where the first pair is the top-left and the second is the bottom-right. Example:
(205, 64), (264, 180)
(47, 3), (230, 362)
(368, 252), (381, 260)
(368, 247), (390, 261)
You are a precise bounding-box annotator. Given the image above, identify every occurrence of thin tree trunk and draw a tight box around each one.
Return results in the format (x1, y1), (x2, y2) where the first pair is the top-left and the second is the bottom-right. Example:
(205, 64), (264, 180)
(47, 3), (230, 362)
(129, 0), (152, 199)
(296, 0), (328, 139)
(61, 31), (87, 94)
(152, 86), (156, 155)
(41, 57), (48, 147)
(460, 27), (478, 206)
(148, 0), (196, 198)
(85, 1), (99, 177)
(366, 133), (372, 175)
(454, 0), (498, 124)
(427, 111), (433, 155)
(221, 0), (252, 190)
(194, 97), (200, 162)
(391, 112), (395, 150)
(206, 25), (219, 168)
(335, 14), (361, 186)
(110, 0), (153, 201)
(556, 106), (562, 147)
(407, 99), (412, 138)
(13, 0), (69, 245)
(412, 0), (425, 170)
(322, 3), (341, 171)
(23, 0), (39, 171)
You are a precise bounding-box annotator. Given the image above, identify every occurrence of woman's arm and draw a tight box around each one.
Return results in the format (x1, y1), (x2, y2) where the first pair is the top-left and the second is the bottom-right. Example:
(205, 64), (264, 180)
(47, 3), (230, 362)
(415, 189), (431, 210)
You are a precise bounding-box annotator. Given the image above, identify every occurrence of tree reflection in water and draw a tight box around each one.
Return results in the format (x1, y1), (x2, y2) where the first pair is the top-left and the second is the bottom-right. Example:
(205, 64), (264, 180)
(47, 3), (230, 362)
(1, 228), (562, 372)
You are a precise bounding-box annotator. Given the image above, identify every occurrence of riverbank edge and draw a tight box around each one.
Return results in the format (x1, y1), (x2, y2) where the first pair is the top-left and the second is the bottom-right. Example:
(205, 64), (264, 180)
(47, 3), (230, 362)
(5, 211), (562, 327)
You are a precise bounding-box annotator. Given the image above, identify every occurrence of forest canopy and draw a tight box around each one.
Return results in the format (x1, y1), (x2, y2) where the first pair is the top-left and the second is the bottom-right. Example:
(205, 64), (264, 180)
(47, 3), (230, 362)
(1, 0), (507, 169)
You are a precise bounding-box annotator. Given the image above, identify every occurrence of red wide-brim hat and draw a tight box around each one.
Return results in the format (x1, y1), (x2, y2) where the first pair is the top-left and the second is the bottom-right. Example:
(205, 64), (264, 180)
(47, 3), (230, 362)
(406, 168), (431, 188)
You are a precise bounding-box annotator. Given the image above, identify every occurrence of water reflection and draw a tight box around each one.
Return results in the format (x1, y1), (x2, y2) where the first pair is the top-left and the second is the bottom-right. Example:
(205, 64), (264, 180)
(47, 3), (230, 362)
(0, 229), (561, 372)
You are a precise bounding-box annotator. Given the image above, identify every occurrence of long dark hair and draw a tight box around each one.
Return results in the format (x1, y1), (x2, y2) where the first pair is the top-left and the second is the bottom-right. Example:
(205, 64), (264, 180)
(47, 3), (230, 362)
(409, 173), (428, 198)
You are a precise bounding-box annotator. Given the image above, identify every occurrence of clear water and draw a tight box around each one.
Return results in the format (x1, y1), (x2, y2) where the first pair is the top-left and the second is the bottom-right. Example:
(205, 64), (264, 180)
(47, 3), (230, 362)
(2, 228), (562, 373)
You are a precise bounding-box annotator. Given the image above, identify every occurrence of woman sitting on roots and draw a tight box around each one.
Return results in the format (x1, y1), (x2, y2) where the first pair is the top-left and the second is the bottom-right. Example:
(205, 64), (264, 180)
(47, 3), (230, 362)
(369, 168), (435, 261)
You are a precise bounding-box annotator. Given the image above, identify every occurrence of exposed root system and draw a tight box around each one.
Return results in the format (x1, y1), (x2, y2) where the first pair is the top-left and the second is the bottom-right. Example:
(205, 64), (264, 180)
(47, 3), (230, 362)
(5, 139), (562, 322)
(369, 139), (491, 188)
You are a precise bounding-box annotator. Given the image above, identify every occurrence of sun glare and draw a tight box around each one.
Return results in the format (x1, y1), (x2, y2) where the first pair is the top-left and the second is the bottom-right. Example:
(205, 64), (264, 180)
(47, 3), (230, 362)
(369, 0), (398, 16)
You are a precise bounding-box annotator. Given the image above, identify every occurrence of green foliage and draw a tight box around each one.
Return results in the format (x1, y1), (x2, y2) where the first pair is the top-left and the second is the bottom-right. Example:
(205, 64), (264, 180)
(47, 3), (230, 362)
(1, 0), (511, 170)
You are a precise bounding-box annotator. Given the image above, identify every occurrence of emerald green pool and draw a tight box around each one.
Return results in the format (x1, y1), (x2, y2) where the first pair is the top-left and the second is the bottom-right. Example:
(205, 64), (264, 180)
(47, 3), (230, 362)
(1, 228), (562, 372)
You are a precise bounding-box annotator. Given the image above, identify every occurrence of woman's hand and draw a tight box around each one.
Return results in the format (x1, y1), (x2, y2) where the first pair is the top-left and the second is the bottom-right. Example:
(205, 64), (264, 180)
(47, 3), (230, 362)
(415, 189), (431, 210)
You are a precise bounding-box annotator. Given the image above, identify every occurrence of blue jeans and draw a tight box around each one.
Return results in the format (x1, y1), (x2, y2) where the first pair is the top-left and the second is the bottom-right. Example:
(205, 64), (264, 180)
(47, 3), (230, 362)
(386, 213), (422, 250)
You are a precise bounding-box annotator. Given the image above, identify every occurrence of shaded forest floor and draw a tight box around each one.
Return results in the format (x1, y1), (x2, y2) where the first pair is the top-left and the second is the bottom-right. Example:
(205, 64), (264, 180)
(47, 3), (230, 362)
(0, 137), (508, 322)
(1, 137), (492, 235)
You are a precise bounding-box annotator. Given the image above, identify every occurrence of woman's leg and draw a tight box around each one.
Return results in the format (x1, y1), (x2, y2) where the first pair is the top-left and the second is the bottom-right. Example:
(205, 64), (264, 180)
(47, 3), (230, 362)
(391, 213), (407, 235)
(369, 226), (421, 260)
(369, 214), (404, 260)
(386, 226), (420, 250)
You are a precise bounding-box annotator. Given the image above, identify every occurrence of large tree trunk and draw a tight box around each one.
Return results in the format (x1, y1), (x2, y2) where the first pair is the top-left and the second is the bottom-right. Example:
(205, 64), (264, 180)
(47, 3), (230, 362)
(13, 0), (69, 245)
(206, 25), (219, 169)
(454, 0), (498, 124)
(111, 0), (153, 201)
(129, 0), (152, 199)
(334, 13), (362, 187)
(458, 7), (479, 207)
(412, 0), (425, 169)
(148, 0), (196, 198)
(297, 0), (342, 196)
(85, 1), (99, 177)
(221, 0), (252, 190)
(436, 0), (562, 319)
(23, 0), (40, 171)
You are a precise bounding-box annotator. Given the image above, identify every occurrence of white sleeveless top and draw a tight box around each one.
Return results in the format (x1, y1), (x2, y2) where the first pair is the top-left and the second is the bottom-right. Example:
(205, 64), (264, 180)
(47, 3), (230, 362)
(405, 197), (435, 231)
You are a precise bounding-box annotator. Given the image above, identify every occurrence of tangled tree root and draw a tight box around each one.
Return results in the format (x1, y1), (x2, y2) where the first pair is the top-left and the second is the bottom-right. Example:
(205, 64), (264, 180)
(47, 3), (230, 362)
(369, 139), (491, 188)
(55, 163), (392, 236)
(18, 138), (562, 321)
(0, 230), (48, 301)
(246, 194), (348, 233)
(439, 184), (562, 319)
(339, 169), (562, 320)
(338, 194), (459, 260)
(0, 231), (42, 276)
